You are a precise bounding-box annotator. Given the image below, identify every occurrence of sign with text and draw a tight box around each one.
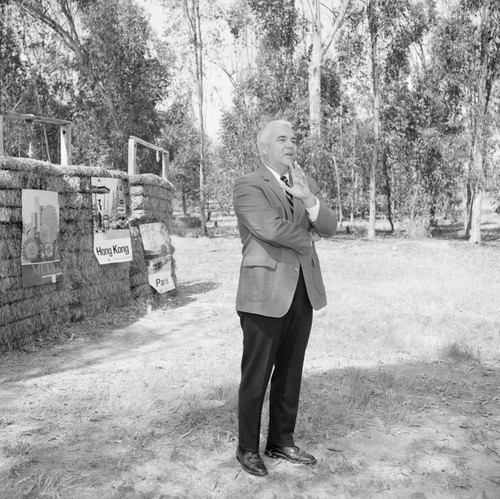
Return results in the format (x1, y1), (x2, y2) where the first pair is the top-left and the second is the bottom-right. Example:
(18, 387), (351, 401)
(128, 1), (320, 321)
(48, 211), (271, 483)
(21, 189), (62, 287)
(140, 222), (175, 293)
(91, 177), (132, 265)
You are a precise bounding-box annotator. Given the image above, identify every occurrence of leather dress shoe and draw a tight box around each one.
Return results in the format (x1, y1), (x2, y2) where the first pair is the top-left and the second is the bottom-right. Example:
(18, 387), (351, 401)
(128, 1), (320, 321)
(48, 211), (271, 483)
(236, 446), (268, 477)
(265, 444), (317, 465)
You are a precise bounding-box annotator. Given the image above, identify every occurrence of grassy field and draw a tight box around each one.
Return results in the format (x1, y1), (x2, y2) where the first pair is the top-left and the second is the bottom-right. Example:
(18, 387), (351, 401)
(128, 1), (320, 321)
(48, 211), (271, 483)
(1, 228), (500, 498)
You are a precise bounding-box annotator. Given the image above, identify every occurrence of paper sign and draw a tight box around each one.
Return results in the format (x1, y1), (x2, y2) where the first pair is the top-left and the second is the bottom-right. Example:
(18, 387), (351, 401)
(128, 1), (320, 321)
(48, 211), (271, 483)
(91, 177), (133, 264)
(139, 222), (175, 293)
(21, 189), (62, 287)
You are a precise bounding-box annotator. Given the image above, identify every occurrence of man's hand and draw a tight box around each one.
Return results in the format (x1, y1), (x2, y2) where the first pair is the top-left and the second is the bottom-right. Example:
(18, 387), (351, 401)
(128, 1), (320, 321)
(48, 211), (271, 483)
(279, 161), (317, 208)
(311, 232), (321, 243)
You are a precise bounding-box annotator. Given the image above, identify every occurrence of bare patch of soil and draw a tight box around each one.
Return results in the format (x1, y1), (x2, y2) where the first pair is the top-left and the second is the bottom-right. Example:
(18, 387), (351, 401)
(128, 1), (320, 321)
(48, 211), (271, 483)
(1, 234), (500, 498)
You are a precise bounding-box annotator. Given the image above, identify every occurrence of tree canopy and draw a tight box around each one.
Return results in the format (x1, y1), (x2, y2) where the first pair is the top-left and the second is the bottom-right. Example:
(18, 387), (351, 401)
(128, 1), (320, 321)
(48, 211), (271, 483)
(1, 0), (499, 241)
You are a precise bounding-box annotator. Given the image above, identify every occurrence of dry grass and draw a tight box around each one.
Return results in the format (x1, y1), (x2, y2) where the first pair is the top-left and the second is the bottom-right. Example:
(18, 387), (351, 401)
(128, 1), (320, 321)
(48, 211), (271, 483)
(1, 232), (500, 498)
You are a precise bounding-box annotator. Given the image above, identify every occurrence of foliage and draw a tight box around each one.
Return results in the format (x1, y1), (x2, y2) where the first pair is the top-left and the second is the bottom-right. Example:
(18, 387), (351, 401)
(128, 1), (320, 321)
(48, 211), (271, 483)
(72, 0), (172, 169)
(2, 0), (499, 235)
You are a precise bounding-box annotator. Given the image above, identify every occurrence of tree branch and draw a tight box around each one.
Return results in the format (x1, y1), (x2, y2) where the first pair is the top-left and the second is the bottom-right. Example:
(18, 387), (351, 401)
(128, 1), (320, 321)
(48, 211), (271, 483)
(322, 0), (352, 55)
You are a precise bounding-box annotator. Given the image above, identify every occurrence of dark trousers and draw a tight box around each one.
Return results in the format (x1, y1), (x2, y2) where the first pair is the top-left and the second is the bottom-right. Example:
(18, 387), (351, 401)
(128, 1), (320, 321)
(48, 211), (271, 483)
(238, 270), (313, 452)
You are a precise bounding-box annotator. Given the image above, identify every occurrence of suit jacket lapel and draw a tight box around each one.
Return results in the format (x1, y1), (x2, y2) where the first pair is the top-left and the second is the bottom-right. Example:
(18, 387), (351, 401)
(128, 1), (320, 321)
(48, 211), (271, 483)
(258, 165), (294, 218)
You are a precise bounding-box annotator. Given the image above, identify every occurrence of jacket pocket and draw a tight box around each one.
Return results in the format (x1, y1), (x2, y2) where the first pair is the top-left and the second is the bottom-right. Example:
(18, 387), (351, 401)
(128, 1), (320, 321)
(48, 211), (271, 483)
(311, 252), (326, 295)
(240, 255), (276, 302)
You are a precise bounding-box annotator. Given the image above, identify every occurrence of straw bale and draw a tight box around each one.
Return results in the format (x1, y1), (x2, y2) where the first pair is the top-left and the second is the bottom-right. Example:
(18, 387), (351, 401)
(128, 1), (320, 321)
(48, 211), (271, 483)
(143, 184), (174, 201)
(63, 251), (121, 283)
(129, 173), (168, 187)
(128, 225), (141, 239)
(71, 290), (130, 320)
(1, 289), (73, 326)
(0, 170), (24, 189)
(0, 277), (71, 307)
(23, 174), (67, 193)
(130, 185), (145, 196)
(0, 323), (14, 350)
(130, 273), (148, 288)
(0, 276), (20, 295)
(64, 165), (128, 181)
(1, 157), (63, 176)
(59, 215), (93, 233)
(60, 192), (92, 210)
(0, 206), (21, 223)
(0, 307), (70, 349)
(131, 283), (155, 299)
(62, 207), (93, 223)
(61, 233), (93, 252)
(0, 258), (21, 278)
(0, 190), (21, 207)
(130, 184), (173, 201)
(131, 194), (172, 212)
(0, 222), (22, 241)
(74, 279), (130, 302)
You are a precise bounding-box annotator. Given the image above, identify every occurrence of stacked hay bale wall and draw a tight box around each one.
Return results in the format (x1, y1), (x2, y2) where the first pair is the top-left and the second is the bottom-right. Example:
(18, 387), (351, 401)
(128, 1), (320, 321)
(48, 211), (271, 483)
(129, 174), (175, 300)
(0, 158), (174, 352)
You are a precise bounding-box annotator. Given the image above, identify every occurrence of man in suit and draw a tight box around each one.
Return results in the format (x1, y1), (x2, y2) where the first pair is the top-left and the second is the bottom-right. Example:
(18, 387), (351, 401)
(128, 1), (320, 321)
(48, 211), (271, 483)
(233, 119), (337, 476)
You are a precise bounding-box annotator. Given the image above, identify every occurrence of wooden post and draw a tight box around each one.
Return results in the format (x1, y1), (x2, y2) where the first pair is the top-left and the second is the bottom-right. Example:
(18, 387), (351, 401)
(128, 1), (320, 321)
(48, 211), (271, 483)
(128, 137), (137, 175)
(0, 115), (4, 156)
(60, 124), (71, 166)
(161, 151), (169, 180)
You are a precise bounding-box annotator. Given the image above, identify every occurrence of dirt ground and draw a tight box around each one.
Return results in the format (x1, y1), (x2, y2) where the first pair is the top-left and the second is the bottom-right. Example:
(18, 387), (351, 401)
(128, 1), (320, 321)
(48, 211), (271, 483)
(1, 231), (500, 498)
(1, 302), (499, 498)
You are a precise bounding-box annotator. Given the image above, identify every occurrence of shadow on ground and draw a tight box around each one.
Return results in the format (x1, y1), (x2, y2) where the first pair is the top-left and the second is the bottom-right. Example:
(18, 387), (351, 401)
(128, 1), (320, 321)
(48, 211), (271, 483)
(1, 359), (499, 498)
(0, 279), (219, 386)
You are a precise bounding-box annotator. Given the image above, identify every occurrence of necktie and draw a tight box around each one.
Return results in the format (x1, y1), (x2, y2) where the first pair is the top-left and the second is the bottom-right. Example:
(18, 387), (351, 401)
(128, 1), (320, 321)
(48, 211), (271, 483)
(280, 176), (294, 214)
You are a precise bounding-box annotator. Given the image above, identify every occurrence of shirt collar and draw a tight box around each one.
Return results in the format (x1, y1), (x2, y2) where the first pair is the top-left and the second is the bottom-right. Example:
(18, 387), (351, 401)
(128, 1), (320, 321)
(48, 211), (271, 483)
(264, 164), (289, 182)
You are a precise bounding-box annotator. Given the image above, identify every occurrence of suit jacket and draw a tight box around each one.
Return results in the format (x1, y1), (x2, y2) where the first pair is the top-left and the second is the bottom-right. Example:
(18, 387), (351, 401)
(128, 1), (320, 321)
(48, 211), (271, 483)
(233, 165), (337, 318)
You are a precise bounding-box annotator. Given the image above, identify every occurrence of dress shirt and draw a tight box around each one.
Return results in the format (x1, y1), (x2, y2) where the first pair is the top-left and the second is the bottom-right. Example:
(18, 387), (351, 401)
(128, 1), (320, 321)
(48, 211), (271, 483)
(264, 165), (320, 222)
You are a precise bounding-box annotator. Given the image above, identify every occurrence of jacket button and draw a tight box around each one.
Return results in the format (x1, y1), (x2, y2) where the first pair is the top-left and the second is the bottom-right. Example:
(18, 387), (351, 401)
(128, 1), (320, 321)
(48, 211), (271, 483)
(294, 267), (299, 272)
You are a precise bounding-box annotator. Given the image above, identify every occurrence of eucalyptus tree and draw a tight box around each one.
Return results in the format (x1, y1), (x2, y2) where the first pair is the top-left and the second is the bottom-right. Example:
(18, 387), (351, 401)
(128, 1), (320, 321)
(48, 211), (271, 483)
(431, 0), (500, 243)
(14, 0), (172, 169)
(298, 0), (352, 142)
(184, 0), (208, 235)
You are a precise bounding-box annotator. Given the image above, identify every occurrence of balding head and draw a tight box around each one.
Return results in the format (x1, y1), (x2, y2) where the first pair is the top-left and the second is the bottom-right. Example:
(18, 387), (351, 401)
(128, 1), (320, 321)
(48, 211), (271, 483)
(256, 120), (297, 175)
(257, 120), (293, 154)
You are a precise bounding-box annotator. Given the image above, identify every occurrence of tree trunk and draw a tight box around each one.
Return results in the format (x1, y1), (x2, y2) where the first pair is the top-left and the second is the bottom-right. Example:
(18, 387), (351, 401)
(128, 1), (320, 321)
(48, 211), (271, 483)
(307, 0), (351, 144)
(469, 0), (492, 244)
(186, 0), (207, 236)
(350, 163), (356, 224)
(382, 148), (394, 232)
(308, 0), (322, 141)
(333, 156), (343, 224)
(470, 186), (483, 243)
(367, 0), (380, 240)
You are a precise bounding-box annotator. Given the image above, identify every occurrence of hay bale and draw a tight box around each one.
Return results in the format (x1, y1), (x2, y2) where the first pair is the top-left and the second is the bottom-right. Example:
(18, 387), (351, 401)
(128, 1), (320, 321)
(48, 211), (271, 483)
(0, 206), (21, 223)
(60, 192), (92, 210)
(62, 234), (93, 252)
(0, 237), (21, 260)
(71, 289), (131, 321)
(74, 279), (131, 302)
(0, 307), (70, 351)
(131, 282), (155, 299)
(130, 273), (148, 288)
(0, 170), (24, 189)
(0, 276), (20, 295)
(0, 190), (21, 208)
(61, 175), (82, 193)
(0, 222), (22, 241)
(0, 289), (73, 326)
(0, 258), (21, 278)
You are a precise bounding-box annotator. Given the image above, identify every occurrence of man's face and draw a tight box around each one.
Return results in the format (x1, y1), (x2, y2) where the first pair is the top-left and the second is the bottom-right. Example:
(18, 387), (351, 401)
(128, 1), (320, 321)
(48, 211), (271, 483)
(261, 122), (297, 174)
